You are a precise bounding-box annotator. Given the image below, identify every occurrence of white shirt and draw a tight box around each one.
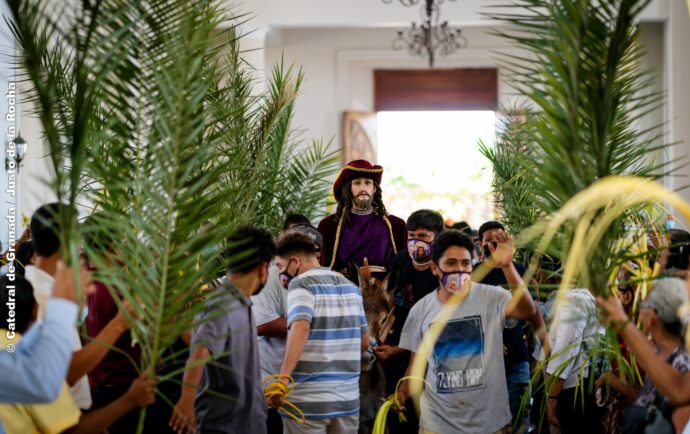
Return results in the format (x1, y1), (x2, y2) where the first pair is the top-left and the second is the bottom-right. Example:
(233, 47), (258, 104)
(25, 266), (93, 410)
(251, 265), (287, 380)
(545, 288), (599, 389)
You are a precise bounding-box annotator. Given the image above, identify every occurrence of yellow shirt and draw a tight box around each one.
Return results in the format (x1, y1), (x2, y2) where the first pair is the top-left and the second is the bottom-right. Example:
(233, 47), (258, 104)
(0, 331), (81, 434)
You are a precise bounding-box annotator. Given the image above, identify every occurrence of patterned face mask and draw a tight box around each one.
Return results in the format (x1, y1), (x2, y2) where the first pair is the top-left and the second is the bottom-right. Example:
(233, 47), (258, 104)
(439, 270), (472, 293)
(408, 239), (432, 263)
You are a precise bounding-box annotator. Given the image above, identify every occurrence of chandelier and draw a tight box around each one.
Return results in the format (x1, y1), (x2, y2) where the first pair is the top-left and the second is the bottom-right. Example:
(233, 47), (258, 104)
(383, 0), (467, 67)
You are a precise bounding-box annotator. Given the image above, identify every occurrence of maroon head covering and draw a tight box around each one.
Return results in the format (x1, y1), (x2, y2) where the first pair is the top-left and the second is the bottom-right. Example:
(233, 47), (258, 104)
(332, 159), (383, 201)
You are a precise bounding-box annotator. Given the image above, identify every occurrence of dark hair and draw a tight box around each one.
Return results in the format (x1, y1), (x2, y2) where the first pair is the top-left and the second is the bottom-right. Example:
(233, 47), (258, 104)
(82, 213), (118, 254)
(0, 274), (36, 334)
(282, 214), (311, 231)
(478, 221), (505, 244)
(431, 230), (476, 264)
(668, 229), (690, 271)
(335, 180), (387, 226)
(407, 210), (445, 236)
(30, 203), (74, 257)
(14, 240), (35, 276)
(223, 226), (276, 274)
(452, 221), (472, 235)
(276, 232), (318, 258)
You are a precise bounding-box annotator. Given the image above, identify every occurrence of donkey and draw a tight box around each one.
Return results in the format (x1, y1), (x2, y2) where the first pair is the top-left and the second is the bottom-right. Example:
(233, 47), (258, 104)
(355, 258), (393, 434)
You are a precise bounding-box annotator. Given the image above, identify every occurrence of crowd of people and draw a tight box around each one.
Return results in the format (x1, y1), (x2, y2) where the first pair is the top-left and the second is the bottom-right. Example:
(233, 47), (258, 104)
(1, 158), (690, 434)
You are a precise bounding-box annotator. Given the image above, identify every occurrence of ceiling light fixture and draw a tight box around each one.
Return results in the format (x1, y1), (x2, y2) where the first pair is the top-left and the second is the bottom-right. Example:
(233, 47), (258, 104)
(383, 0), (467, 68)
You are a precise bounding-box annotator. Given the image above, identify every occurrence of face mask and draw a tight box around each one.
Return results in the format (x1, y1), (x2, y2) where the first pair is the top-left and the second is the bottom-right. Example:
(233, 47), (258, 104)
(439, 270), (472, 293)
(667, 219), (676, 230)
(408, 239), (432, 263)
(279, 259), (299, 290)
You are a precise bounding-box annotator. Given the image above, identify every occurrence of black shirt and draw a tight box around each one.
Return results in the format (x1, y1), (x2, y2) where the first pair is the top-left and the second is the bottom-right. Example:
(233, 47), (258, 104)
(382, 252), (439, 395)
(387, 251), (439, 347)
(477, 262), (530, 369)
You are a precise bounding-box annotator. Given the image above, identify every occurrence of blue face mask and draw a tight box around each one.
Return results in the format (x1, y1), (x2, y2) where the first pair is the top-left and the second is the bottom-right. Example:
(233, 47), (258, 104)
(439, 269), (472, 293)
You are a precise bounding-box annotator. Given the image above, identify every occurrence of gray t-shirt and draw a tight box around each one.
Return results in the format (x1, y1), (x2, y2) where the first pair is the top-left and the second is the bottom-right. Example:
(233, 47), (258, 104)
(252, 265), (287, 380)
(192, 283), (267, 434)
(399, 283), (512, 434)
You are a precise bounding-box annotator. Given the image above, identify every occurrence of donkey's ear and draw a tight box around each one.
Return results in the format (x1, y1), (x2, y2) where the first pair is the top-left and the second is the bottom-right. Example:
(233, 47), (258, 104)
(360, 257), (373, 282)
(380, 273), (391, 300)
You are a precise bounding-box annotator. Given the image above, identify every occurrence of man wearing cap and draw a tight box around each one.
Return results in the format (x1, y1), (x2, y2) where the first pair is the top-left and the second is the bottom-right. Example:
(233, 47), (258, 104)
(318, 159), (407, 279)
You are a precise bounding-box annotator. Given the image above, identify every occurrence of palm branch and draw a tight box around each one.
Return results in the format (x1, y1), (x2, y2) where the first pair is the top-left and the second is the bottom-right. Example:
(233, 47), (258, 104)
(486, 0), (676, 294)
(479, 105), (543, 265)
(6, 1), (338, 431)
(482, 0), (681, 424)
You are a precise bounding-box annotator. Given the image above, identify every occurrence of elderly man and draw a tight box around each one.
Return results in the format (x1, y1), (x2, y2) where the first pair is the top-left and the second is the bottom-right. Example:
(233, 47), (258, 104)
(318, 159), (406, 280)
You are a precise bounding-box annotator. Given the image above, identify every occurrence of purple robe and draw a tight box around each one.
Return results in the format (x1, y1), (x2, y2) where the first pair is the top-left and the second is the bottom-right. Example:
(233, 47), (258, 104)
(337, 212), (394, 269)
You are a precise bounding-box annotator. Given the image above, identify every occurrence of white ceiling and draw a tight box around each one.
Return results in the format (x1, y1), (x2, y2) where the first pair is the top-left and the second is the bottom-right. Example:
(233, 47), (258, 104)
(224, 0), (670, 29)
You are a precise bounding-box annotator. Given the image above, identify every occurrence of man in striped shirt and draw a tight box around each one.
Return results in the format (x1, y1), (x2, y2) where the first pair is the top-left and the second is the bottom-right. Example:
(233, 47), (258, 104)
(271, 232), (369, 434)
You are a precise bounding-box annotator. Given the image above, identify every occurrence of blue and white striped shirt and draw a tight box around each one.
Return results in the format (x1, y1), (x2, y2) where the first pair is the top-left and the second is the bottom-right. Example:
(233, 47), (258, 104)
(286, 267), (367, 420)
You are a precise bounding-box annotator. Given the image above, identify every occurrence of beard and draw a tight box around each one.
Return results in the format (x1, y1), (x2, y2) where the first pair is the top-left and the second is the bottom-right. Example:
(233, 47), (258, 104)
(353, 194), (373, 210)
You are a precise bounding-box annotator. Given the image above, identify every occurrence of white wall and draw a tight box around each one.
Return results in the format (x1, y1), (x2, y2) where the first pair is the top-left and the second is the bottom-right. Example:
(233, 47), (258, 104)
(9, 0), (690, 225)
(261, 14), (690, 207)
(666, 0), (690, 211)
(264, 26), (523, 150)
(229, 0), (671, 28)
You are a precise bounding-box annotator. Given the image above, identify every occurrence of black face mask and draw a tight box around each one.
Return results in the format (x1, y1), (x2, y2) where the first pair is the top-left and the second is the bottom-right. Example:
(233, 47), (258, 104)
(280, 259), (300, 290)
(254, 281), (266, 296)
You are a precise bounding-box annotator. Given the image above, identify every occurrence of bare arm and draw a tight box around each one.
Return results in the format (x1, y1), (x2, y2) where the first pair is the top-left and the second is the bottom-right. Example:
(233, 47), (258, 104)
(361, 333), (370, 354)
(66, 375), (155, 434)
(280, 320), (310, 376)
(487, 231), (535, 321)
(672, 405), (690, 434)
(597, 296), (690, 405)
(619, 322), (690, 405)
(528, 301), (549, 356)
(503, 263), (535, 320)
(374, 344), (408, 362)
(596, 373), (638, 403)
(170, 346), (209, 434)
(395, 351), (421, 407)
(545, 375), (565, 428)
(257, 317), (287, 339)
(67, 314), (129, 386)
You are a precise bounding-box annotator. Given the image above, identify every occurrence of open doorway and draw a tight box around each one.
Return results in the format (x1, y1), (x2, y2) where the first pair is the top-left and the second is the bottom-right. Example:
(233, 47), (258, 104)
(377, 110), (495, 226)
(341, 68), (498, 226)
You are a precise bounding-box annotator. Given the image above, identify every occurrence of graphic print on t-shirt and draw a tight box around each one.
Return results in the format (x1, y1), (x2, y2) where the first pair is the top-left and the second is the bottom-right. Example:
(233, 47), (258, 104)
(431, 315), (485, 393)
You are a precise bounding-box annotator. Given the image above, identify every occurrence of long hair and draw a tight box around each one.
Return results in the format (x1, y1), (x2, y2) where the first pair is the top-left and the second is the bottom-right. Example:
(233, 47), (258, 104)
(335, 180), (387, 227)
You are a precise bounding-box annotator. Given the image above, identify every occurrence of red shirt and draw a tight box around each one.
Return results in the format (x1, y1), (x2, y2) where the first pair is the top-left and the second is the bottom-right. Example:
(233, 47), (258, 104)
(86, 281), (141, 386)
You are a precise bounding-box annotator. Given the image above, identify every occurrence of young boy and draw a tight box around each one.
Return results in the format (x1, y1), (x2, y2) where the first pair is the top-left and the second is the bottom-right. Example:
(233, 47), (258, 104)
(396, 230), (536, 434)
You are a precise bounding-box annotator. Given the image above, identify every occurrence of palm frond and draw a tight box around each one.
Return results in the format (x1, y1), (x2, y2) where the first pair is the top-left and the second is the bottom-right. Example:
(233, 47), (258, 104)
(485, 0), (674, 293)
